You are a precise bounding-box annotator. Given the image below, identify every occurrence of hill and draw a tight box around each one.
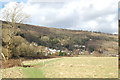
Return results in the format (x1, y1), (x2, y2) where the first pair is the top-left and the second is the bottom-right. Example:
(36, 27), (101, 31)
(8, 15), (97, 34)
(1, 20), (118, 58)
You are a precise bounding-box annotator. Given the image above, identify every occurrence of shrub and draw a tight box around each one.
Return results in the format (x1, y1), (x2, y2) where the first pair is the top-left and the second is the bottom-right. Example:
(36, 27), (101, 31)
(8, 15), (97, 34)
(59, 51), (67, 56)
(88, 46), (95, 53)
(12, 36), (28, 46)
(35, 51), (46, 58)
(51, 52), (59, 56)
(35, 46), (47, 57)
(14, 43), (37, 57)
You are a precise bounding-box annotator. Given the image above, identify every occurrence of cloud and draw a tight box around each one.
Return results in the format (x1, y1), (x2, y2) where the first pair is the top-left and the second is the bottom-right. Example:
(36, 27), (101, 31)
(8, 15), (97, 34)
(118, 2), (120, 20)
(0, 0), (119, 34)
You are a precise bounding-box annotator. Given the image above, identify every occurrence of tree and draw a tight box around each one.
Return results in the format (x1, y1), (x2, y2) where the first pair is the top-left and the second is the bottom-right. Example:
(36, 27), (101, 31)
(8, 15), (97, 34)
(2, 2), (29, 26)
(1, 2), (30, 60)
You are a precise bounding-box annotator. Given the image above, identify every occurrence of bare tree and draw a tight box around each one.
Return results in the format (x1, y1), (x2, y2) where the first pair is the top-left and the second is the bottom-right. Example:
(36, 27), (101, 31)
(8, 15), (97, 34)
(1, 2), (30, 60)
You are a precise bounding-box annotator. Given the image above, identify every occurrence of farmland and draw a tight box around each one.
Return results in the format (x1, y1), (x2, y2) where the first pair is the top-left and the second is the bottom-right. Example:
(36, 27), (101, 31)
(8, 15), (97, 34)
(1, 57), (118, 78)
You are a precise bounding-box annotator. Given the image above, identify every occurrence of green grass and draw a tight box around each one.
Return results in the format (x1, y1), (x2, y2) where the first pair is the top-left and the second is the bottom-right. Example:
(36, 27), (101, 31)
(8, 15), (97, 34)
(20, 58), (62, 78)
(20, 67), (45, 78)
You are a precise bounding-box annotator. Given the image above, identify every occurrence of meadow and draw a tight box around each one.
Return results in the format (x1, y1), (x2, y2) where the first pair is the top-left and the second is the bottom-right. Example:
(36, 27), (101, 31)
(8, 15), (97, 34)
(2, 57), (118, 78)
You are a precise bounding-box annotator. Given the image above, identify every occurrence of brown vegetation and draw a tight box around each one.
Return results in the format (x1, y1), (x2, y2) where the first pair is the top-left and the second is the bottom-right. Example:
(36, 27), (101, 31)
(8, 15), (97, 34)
(1, 20), (118, 61)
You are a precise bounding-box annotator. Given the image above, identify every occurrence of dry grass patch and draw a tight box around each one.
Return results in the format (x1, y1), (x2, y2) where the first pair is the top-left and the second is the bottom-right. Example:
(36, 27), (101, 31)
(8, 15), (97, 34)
(2, 67), (23, 78)
(44, 57), (118, 78)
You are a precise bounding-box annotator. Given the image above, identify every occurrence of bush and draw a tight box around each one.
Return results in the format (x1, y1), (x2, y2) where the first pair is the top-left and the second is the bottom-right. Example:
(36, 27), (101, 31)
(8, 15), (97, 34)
(14, 43), (37, 57)
(59, 51), (67, 56)
(12, 36), (28, 47)
(51, 52), (59, 56)
(35, 51), (46, 57)
(88, 46), (95, 53)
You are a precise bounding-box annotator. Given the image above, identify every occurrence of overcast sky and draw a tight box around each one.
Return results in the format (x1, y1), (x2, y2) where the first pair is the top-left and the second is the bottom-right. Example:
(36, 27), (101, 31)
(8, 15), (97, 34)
(0, 0), (119, 34)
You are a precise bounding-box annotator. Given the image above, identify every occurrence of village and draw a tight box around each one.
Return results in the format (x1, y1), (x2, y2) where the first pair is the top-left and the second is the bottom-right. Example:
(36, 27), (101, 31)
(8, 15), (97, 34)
(35, 43), (118, 57)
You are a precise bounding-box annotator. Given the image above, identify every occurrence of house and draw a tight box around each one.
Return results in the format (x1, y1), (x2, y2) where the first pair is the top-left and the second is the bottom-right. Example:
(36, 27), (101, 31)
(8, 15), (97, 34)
(74, 45), (79, 47)
(45, 48), (59, 55)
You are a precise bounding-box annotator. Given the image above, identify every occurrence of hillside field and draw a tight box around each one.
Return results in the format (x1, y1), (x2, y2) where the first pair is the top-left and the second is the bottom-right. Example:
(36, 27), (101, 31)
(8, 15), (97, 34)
(2, 57), (118, 78)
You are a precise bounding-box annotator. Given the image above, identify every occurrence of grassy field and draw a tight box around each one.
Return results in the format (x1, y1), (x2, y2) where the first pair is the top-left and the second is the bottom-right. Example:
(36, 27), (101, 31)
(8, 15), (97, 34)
(2, 57), (118, 78)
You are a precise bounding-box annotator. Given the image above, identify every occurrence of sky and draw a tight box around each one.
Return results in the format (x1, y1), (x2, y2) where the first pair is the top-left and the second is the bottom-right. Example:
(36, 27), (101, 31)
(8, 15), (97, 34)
(0, 0), (119, 34)
(118, 1), (120, 20)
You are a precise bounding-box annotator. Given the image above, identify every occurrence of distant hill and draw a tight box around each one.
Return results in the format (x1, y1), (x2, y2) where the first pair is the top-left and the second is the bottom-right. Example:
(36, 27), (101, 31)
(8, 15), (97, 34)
(1, 20), (118, 57)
